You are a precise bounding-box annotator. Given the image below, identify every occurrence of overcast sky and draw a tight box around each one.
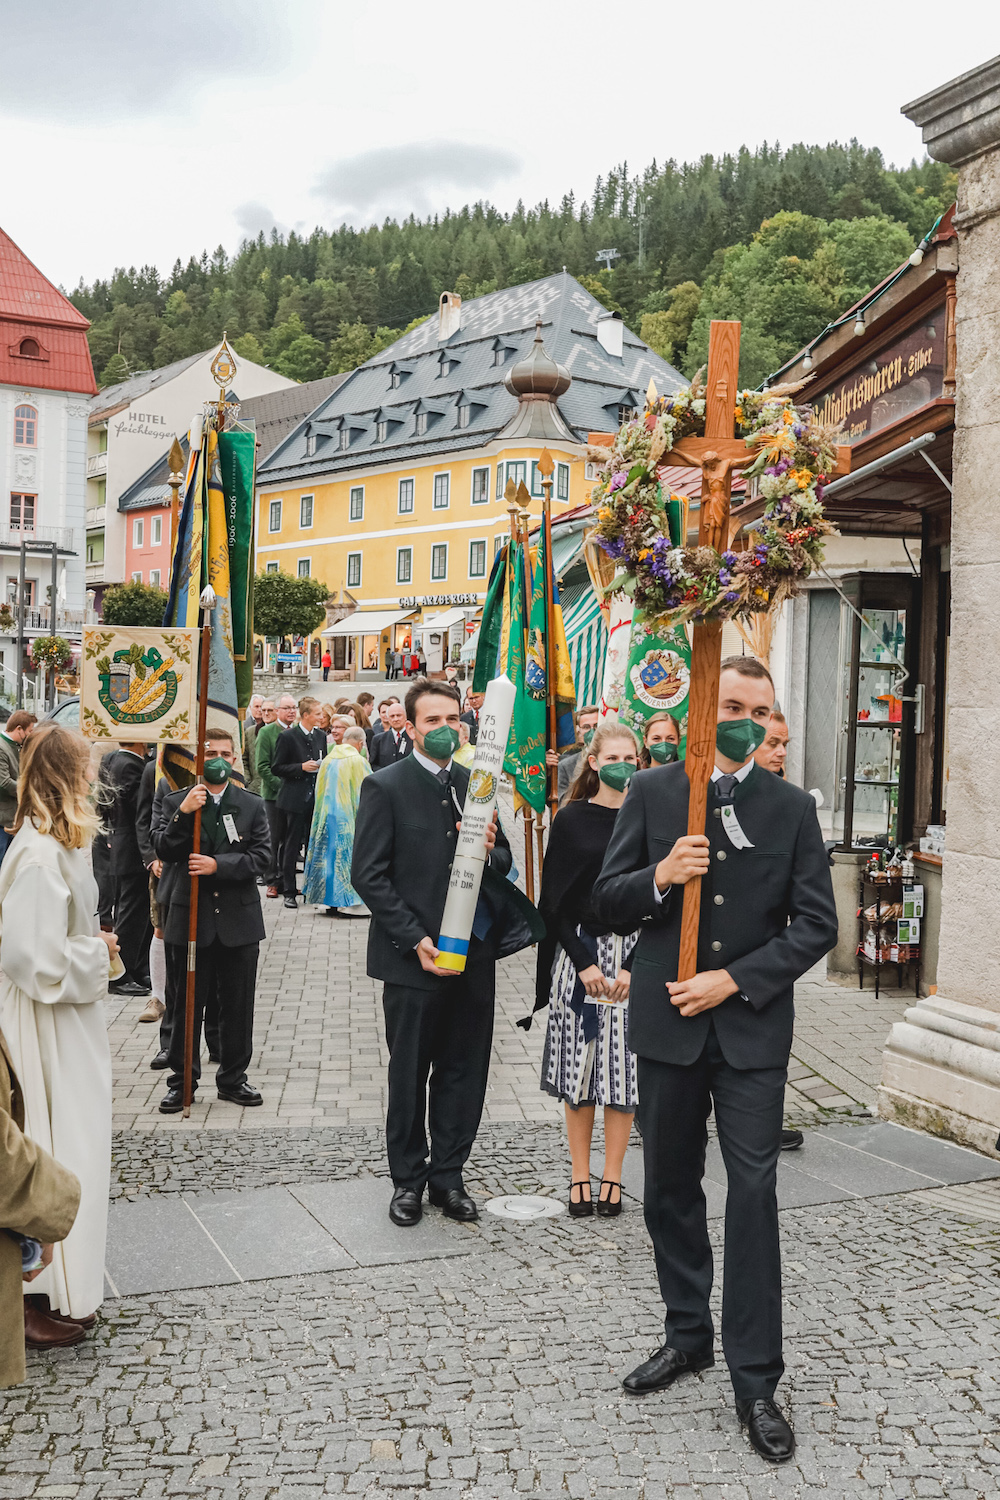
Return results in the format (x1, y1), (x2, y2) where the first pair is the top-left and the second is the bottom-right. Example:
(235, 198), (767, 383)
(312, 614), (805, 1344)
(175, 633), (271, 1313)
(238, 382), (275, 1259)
(1, 0), (993, 292)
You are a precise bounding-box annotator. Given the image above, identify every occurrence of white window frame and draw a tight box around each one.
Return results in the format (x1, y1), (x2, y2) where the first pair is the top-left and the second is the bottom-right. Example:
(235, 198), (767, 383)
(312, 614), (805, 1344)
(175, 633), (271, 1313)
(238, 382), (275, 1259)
(149, 569), (161, 587)
(430, 542), (448, 582)
(557, 462), (570, 501)
(398, 477), (415, 515)
(268, 498), (283, 533)
(505, 459), (527, 490)
(300, 494), (314, 529)
(376, 420), (388, 444)
(151, 515), (162, 546)
(456, 404), (470, 429)
(415, 411), (428, 437)
(470, 466), (490, 505)
(349, 485), (364, 521)
(133, 517), (144, 548)
(346, 551), (362, 588)
(297, 558), (311, 578)
(131, 571), (142, 583)
(339, 426), (350, 451)
(432, 472), (450, 510)
(396, 546), (413, 585)
(468, 538), (487, 578)
(265, 560), (279, 573)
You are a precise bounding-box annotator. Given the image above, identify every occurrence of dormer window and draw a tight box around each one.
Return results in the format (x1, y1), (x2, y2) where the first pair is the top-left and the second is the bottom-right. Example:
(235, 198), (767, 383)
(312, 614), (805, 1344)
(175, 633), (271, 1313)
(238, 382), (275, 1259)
(305, 429), (317, 457)
(457, 404), (470, 429)
(437, 352), (458, 378)
(415, 411), (428, 437)
(18, 338), (40, 359)
(376, 420), (388, 444)
(339, 426), (350, 451)
(390, 371), (401, 389)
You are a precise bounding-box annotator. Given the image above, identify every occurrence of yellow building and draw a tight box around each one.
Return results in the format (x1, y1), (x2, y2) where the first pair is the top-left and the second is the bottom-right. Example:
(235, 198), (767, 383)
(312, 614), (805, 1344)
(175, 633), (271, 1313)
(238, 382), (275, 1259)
(255, 272), (684, 675)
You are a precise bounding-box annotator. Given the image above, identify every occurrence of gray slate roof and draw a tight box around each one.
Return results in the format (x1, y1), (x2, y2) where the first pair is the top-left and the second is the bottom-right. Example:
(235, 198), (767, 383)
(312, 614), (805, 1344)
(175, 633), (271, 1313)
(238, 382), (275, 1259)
(237, 375), (348, 461)
(91, 351), (206, 418)
(258, 272), (684, 487)
(116, 375), (353, 512)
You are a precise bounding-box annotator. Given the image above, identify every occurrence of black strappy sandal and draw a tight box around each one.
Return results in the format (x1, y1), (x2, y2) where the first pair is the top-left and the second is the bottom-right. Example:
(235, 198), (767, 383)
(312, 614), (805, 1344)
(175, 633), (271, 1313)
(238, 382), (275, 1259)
(568, 1180), (594, 1218)
(597, 1180), (622, 1217)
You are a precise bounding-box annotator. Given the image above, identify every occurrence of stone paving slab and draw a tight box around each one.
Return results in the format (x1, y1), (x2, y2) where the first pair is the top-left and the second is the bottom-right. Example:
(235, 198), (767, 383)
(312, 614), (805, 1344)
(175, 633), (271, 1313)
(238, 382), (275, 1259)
(185, 1184), (356, 1282)
(105, 1197), (241, 1297)
(289, 1177), (478, 1267)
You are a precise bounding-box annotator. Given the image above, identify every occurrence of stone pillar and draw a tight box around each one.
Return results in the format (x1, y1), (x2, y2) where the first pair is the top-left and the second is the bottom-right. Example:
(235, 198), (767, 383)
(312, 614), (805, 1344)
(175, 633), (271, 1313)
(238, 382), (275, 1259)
(879, 58), (1000, 1153)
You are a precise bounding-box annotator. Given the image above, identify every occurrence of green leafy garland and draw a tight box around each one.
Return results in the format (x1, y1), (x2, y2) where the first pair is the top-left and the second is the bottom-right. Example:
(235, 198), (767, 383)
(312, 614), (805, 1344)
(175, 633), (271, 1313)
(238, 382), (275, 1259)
(590, 385), (839, 624)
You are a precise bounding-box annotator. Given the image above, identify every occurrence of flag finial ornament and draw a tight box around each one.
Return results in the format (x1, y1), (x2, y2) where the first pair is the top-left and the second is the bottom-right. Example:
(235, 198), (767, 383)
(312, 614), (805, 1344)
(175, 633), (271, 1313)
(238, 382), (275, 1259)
(210, 335), (237, 391)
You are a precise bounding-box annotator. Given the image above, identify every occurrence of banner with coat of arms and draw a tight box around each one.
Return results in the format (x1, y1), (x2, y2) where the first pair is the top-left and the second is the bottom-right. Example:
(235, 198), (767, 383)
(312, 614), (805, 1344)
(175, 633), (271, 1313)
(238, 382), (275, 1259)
(618, 612), (691, 748)
(80, 626), (198, 743)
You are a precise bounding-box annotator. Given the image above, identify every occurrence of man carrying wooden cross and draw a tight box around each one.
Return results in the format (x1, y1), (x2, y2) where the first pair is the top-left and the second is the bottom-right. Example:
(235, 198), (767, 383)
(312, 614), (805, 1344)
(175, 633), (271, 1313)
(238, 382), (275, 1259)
(591, 321), (842, 1462)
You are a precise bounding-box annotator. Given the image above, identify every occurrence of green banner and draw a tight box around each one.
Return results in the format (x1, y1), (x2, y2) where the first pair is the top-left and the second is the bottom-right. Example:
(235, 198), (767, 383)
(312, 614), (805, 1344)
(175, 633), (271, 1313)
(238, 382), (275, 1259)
(472, 545), (507, 694)
(218, 429), (255, 663)
(619, 612), (691, 751)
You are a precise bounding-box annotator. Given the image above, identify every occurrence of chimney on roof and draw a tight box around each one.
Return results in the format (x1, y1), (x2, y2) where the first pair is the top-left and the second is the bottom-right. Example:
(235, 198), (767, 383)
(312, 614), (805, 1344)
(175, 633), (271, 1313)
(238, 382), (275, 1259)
(596, 311), (624, 359)
(439, 291), (462, 342)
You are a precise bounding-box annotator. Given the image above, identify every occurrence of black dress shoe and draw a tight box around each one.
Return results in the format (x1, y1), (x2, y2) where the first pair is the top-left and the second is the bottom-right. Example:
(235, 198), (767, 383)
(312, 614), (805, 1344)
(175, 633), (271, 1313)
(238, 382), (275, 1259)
(736, 1398), (795, 1462)
(622, 1344), (714, 1394)
(283, 896), (297, 909)
(389, 1187), (422, 1227)
(149, 1049), (169, 1070)
(159, 1087), (188, 1114)
(216, 1083), (262, 1106)
(596, 1179), (622, 1217)
(781, 1129), (804, 1150)
(428, 1186), (478, 1222)
(109, 978), (151, 997)
(568, 1180), (594, 1218)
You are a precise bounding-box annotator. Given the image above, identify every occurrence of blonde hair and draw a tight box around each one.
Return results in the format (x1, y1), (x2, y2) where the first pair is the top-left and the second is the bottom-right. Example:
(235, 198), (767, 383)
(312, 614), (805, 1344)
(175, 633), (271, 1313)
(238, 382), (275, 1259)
(14, 724), (100, 850)
(566, 723), (639, 803)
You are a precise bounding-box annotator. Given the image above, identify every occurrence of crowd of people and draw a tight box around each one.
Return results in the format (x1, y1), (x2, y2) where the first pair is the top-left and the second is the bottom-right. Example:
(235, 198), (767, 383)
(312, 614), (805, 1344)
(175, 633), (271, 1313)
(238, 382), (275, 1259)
(0, 660), (836, 1465)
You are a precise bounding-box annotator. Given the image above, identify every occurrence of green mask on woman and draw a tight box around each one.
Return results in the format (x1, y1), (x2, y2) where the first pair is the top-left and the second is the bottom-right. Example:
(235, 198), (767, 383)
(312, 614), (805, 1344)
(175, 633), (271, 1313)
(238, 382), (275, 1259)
(649, 740), (678, 765)
(598, 761), (635, 792)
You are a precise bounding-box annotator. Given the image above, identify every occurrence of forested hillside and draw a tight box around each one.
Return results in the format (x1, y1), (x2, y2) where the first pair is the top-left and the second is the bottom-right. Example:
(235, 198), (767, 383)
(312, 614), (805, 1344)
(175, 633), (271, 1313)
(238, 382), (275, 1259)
(71, 142), (955, 391)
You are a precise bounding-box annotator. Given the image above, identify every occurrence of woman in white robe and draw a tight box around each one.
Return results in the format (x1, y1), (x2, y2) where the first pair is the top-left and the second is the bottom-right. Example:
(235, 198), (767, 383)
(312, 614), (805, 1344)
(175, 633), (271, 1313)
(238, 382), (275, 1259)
(0, 724), (116, 1321)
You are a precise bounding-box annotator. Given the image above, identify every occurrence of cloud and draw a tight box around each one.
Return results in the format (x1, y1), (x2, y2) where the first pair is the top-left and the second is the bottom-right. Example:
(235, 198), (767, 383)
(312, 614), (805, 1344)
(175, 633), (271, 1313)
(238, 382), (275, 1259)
(0, 0), (305, 121)
(234, 202), (286, 241)
(312, 140), (522, 223)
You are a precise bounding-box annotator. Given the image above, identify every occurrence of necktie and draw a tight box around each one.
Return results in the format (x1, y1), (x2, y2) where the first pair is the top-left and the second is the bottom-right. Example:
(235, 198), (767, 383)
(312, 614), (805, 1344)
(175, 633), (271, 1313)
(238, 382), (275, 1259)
(715, 773), (738, 802)
(437, 766), (451, 789)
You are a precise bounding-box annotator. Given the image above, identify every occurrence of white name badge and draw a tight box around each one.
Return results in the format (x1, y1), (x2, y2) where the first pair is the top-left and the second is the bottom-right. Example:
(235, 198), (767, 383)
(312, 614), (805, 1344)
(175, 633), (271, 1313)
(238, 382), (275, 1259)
(721, 803), (754, 850)
(222, 813), (240, 844)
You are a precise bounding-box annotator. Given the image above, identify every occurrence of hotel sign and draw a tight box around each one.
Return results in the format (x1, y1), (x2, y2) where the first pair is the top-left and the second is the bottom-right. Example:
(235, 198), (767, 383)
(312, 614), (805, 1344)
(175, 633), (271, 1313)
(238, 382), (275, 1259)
(811, 305), (946, 444)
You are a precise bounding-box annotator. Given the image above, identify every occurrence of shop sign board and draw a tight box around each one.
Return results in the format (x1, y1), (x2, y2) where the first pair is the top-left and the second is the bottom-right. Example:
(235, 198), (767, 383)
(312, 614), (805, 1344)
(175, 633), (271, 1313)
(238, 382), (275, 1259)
(811, 304), (946, 444)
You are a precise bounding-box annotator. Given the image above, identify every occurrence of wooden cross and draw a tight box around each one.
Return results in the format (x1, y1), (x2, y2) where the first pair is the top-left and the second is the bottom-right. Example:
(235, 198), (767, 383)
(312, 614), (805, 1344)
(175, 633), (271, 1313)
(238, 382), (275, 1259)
(662, 321), (851, 979)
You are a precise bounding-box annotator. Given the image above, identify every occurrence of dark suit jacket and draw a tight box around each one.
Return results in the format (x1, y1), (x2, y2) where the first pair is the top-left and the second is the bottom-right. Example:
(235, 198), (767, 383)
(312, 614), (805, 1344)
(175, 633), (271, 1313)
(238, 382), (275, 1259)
(460, 710), (479, 746)
(351, 754), (518, 991)
(272, 724), (328, 812)
(592, 761), (837, 1071)
(105, 750), (147, 874)
(154, 783), (269, 947)
(135, 758), (156, 869)
(369, 728), (412, 770)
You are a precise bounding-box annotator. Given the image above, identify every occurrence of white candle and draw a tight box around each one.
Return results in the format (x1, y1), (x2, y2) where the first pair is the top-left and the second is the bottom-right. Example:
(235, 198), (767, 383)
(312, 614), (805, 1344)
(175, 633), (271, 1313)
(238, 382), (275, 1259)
(436, 673), (517, 972)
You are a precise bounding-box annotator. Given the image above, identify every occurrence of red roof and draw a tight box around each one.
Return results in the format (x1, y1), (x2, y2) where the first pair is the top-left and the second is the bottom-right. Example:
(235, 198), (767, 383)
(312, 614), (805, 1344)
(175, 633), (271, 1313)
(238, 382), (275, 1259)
(0, 227), (96, 395)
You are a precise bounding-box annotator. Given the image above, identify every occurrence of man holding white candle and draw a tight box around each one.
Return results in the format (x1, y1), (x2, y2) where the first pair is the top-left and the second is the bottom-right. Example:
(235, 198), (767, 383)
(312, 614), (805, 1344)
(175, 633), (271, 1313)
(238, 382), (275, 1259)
(352, 678), (534, 1228)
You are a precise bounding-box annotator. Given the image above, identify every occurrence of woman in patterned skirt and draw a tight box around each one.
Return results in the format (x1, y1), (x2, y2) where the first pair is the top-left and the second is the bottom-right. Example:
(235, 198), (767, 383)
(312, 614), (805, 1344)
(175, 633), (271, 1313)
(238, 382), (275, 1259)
(534, 724), (640, 1218)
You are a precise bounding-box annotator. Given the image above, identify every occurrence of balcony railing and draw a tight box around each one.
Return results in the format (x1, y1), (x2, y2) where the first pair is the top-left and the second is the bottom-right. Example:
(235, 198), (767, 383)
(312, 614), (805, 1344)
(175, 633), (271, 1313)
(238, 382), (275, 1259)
(87, 452), (108, 478)
(0, 525), (76, 552)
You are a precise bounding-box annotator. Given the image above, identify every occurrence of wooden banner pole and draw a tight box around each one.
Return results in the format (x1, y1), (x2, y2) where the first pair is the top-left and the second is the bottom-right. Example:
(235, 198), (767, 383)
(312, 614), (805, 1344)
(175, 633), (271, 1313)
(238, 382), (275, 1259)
(182, 588), (214, 1117)
(677, 322), (741, 982)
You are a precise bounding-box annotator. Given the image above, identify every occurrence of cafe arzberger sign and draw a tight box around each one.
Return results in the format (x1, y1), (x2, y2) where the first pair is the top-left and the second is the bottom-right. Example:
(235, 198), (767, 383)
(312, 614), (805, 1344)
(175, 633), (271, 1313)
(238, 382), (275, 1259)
(398, 594), (480, 608)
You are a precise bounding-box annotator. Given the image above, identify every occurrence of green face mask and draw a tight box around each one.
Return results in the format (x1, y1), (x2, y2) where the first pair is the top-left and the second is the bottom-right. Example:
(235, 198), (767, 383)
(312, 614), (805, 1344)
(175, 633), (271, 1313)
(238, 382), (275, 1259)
(422, 725), (460, 760)
(598, 760), (635, 792)
(649, 740), (678, 765)
(203, 756), (231, 786)
(582, 728), (595, 746)
(716, 717), (767, 763)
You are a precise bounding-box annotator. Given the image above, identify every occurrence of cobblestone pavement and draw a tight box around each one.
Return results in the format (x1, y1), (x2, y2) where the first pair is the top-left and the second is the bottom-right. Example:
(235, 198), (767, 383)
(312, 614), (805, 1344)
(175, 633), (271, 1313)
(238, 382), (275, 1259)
(14, 846), (987, 1499)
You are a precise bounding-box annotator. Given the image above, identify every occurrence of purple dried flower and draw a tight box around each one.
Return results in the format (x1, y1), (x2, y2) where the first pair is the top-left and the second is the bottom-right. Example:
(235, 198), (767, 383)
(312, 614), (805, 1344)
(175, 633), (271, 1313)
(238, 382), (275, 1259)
(722, 550), (737, 566)
(719, 570), (731, 585)
(610, 472), (627, 493)
(724, 591), (739, 602)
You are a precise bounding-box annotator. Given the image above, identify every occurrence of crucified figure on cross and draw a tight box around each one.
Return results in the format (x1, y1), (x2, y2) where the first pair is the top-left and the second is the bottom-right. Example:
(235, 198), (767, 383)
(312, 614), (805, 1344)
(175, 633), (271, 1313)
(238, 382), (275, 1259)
(660, 321), (850, 978)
